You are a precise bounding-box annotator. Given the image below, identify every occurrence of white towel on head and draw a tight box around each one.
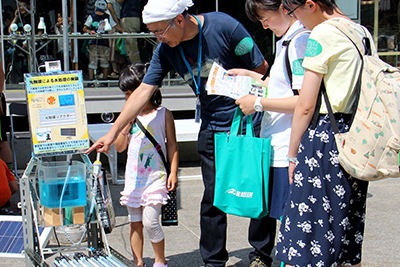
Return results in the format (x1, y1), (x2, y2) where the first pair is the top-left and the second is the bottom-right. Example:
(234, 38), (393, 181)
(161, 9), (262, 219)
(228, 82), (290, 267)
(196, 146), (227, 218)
(142, 0), (194, 24)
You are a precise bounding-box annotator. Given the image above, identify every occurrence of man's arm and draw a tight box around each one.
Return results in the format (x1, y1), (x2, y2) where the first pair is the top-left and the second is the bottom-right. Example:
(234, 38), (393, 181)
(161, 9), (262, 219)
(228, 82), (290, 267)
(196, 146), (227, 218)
(113, 24), (124, 33)
(8, 10), (19, 34)
(5, 164), (17, 194)
(9, 180), (18, 194)
(86, 83), (158, 154)
(252, 59), (268, 75)
(83, 25), (96, 34)
(107, 2), (119, 26)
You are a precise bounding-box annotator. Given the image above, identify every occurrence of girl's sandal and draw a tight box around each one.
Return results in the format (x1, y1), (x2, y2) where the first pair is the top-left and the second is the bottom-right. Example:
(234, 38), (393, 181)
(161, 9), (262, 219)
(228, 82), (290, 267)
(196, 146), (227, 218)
(153, 263), (167, 267)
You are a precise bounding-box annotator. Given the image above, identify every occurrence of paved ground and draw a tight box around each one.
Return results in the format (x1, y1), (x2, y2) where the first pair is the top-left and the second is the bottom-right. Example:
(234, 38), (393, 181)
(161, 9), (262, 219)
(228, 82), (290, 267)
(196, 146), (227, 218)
(1, 163), (400, 266)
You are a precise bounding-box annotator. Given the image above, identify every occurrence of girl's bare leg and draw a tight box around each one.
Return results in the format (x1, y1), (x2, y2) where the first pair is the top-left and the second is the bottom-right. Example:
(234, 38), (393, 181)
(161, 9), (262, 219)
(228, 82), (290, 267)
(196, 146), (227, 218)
(130, 221), (145, 267)
(151, 239), (166, 265)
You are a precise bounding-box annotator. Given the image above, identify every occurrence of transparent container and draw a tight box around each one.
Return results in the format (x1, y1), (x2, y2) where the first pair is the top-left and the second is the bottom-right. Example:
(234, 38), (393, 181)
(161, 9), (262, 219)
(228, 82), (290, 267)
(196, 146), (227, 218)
(38, 160), (87, 209)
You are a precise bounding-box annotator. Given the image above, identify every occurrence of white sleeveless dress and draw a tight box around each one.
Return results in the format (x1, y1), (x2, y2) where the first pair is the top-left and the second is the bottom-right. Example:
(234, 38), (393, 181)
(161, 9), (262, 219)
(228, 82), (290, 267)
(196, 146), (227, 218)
(120, 106), (169, 207)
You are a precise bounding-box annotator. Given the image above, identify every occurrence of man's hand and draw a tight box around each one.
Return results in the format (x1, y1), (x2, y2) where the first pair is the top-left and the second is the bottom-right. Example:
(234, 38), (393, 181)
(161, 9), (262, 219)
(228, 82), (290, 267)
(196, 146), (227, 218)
(226, 68), (251, 77)
(85, 131), (116, 154)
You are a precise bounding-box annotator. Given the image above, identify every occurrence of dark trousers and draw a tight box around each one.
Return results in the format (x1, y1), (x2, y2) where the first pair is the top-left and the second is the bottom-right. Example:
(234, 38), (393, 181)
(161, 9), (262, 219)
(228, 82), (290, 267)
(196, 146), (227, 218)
(198, 127), (276, 267)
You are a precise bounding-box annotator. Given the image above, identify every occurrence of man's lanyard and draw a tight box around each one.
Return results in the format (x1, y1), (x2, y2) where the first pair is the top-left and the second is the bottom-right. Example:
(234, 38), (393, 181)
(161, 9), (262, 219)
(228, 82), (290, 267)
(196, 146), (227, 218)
(178, 15), (202, 96)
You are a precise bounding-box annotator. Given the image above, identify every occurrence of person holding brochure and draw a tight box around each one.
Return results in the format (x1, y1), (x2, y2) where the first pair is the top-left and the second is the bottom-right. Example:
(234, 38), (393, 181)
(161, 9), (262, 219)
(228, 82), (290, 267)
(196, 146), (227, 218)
(206, 62), (268, 100)
(228, 0), (309, 222)
(86, 0), (278, 266)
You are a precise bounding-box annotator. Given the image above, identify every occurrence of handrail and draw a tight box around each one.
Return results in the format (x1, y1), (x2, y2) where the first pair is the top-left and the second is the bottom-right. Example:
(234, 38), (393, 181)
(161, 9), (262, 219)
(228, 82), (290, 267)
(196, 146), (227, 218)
(2, 32), (158, 42)
(5, 85), (194, 103)
(2, 31), (162, 88)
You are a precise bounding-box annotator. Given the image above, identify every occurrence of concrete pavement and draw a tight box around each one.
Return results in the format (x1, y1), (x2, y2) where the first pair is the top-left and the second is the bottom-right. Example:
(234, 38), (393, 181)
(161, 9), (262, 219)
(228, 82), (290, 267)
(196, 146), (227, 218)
(105, 166), (400, 267)
(1, 164), (400, 266)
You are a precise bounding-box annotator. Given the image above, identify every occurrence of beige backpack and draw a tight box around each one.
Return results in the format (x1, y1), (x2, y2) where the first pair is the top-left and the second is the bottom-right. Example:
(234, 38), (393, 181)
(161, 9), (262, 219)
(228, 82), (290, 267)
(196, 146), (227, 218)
(322, 19), (400, 181)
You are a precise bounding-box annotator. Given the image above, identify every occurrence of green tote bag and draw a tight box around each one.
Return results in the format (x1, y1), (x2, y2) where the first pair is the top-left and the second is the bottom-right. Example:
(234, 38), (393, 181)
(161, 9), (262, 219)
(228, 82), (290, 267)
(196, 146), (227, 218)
(213, 107), (271, 219)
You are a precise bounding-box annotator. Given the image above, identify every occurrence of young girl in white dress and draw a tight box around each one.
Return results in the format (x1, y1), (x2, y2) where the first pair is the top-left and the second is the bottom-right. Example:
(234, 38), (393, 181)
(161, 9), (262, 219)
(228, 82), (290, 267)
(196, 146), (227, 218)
(115, 63), (178, 267)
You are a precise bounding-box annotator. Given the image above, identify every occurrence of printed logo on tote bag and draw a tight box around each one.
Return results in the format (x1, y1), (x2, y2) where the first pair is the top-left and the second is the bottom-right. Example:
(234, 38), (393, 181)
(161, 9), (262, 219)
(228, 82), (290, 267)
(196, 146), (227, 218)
(226, 188), (254, 198)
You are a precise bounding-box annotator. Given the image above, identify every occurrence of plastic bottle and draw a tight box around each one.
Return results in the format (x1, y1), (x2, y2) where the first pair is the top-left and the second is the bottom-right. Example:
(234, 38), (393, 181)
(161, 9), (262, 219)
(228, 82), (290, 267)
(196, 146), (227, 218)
(93, 152), (102, 177)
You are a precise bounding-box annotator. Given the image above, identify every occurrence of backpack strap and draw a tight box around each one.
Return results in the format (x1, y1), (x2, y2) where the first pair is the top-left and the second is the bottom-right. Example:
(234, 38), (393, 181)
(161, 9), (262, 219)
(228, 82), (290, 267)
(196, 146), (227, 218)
(310, 80), (340, 133)
(311, 19), (369, 129)
(282, 27), (310, 95)
(323, 19), (371, 57)
(135, 118), (171, 175)
(261, 52), (275, 81)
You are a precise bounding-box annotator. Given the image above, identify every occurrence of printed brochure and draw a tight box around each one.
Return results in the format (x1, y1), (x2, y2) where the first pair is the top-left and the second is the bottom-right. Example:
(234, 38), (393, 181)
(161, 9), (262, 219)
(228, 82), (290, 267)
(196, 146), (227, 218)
(206, 62), (267, 100)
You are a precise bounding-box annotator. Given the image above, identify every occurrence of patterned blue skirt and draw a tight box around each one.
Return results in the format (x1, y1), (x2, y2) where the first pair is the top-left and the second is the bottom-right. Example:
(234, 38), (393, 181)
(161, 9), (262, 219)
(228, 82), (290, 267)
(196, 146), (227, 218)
(275, 114), (369, 267)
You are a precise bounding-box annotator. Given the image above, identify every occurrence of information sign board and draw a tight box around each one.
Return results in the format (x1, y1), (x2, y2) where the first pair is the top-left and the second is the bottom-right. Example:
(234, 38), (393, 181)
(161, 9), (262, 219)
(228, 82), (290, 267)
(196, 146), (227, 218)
(24, 70), (90, 156)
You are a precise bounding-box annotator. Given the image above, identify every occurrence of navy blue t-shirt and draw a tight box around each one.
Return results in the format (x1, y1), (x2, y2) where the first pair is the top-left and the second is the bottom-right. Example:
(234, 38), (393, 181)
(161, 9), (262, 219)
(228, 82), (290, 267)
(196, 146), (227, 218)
(143, 12), (265, 131)
(121, 0), (144, 18)
(86, 12), (111, 46)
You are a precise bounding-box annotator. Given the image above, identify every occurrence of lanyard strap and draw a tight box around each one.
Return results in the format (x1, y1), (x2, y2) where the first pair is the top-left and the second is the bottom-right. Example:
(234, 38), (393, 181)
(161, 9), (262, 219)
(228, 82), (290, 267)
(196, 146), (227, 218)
(178, 15), (202, 95)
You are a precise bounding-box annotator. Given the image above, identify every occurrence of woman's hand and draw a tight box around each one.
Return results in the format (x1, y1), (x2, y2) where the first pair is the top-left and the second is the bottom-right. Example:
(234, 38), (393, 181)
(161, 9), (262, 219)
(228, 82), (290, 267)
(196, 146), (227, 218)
(288, 161), (296, 185)
(235, 95), (257, 115)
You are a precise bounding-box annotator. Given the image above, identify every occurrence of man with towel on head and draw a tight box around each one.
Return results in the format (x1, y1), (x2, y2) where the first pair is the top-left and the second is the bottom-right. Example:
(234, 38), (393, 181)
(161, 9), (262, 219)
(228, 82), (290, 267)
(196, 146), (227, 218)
(87, 1), (276, 266)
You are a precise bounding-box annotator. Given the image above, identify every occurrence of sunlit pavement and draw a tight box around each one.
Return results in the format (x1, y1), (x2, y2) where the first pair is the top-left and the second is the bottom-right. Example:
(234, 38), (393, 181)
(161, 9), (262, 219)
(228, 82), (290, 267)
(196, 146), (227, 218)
(1, 165), (399, 266)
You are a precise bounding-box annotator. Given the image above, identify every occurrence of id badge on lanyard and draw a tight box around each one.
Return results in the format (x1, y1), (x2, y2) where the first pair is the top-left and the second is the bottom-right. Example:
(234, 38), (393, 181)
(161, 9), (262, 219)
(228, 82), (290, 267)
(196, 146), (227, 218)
(195, 98), (201, 123)
(178, 15), (202, 123)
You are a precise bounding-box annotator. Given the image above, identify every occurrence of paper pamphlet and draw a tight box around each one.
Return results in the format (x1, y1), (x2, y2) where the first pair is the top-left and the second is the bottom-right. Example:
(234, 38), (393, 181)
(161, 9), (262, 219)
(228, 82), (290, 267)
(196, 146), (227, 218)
(206, 62), (267, 100)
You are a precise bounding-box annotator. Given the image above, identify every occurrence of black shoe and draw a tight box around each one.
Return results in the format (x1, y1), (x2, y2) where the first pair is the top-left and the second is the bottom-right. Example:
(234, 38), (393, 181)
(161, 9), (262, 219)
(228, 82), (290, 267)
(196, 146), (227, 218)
(249, 257), (269, 267)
